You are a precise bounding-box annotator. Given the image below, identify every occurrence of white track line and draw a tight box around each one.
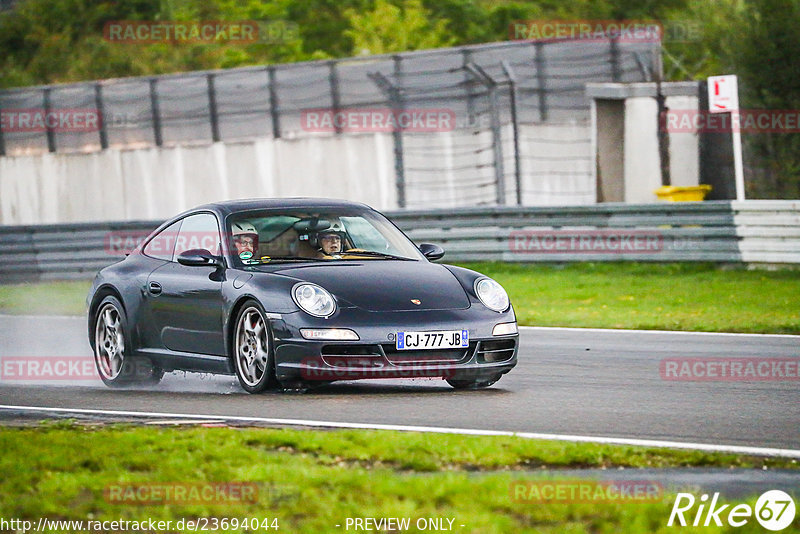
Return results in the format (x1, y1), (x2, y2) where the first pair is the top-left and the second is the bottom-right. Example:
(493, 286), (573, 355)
(519, 326), (800, 339)
(2, 404), (799, 459)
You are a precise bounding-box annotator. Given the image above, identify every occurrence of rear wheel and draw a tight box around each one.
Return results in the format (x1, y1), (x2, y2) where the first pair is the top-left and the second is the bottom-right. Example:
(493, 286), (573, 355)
(233, 301), (278, 393)
(93, 296), (162, 387)
(446, 374), (501, 390)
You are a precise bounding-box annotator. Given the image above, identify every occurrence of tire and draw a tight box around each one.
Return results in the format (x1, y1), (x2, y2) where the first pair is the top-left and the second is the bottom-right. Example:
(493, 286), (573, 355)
(232, 300), (278, 393)
(92, 296), (161, 387)
(446, 374), (501, 390)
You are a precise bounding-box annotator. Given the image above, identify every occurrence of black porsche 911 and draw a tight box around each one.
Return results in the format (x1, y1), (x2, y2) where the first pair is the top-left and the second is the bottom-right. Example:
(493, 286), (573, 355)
(87, 198), (518, 393)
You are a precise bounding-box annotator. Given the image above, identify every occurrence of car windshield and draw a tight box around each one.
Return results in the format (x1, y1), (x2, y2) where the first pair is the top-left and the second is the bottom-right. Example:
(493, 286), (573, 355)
(226, 208), (425, 265)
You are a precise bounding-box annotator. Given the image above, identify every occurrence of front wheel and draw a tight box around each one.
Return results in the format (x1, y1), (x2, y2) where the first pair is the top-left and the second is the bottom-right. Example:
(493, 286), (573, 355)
(233, 301), (278, 393)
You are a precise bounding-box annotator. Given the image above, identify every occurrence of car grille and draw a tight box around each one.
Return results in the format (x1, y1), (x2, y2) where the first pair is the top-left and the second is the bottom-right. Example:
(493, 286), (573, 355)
(381, 343), (474, 365)
(476, 339), (516, 363)
(321, 344), (384, 367)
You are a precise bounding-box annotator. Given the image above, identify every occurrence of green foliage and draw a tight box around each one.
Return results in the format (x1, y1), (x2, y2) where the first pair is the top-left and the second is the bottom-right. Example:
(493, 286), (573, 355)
(735, 0), (800, 198)
(0, 0), (768, 87)
(345, 0), (455, 55)
(1, 0), (799, 195)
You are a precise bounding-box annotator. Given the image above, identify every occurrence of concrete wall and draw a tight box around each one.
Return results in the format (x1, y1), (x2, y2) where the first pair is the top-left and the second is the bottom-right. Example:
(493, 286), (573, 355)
(594, 100), (625, 202)
(515, 122), (595, 206)
(666, 94), (700, 188)
(587, 82), (702, 204)
(624, 97), (663, 203)
(0, 133), (396, 224)
(0, 122), (598, 224)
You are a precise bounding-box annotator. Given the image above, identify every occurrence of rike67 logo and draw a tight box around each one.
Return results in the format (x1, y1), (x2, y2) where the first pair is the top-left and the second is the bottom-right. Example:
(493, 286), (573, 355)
(668, 490), (796, 531)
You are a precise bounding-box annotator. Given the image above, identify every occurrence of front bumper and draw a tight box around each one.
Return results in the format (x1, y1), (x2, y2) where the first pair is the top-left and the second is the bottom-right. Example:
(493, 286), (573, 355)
(268, 307), (518, 383)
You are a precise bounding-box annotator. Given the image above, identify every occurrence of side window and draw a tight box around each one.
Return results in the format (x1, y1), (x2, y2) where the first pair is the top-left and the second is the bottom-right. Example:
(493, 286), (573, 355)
(143, 220), (182, 261)
(172, 213), (222, 261)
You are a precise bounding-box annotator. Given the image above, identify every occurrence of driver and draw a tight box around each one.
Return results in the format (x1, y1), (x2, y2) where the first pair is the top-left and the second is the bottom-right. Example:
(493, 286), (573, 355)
(231, 220), (259, 260)
(317, 229), (343, 257)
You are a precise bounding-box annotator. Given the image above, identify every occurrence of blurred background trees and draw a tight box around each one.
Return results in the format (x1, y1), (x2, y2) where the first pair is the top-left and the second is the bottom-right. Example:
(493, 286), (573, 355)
(1, 0), (798, 197)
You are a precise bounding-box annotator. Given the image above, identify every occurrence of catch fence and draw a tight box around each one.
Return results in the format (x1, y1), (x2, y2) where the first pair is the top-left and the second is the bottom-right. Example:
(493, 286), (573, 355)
(0, 39), (660, 208)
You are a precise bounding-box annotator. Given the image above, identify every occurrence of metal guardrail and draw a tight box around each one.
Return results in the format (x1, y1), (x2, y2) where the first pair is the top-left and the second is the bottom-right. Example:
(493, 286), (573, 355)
(1, 201), (798, 282)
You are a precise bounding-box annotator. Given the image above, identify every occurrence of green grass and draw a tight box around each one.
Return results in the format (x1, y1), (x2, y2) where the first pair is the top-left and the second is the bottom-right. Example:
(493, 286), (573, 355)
(459, 262), (800, 334)
(1, 424), (797, 533)
(0, 280), (90, 316)
(1, 263), (799, 333)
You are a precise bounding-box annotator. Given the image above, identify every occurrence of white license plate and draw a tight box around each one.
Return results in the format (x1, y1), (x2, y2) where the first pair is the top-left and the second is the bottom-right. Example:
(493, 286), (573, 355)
(396, 330), (469, 350)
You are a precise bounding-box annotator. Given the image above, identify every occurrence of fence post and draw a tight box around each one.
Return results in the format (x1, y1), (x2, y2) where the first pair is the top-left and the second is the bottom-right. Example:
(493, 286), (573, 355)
(393, 55), (406, 207)
(43, 87), (56, 153)
(328, 61), (342, 134)
(207, 73), (220, 142)
(466, 63), (506, 206)
(148, 78), (163, 147)
(368, 69), (406, 208)
(501, 60), (522, 205)
(534, 42), (548, 122)
(0, 99), (5, 156)
(267, 66), (281, 139)
(94, 82), (108, 149)
(461, 48), (477, 128)
(610, 37), (621, 82)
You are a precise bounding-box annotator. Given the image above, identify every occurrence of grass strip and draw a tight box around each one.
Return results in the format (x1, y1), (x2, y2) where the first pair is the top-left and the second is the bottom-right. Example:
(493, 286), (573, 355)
(1, 263), (799, 334)
(460, 262), (800, 334)
(0, 424), (797, 533)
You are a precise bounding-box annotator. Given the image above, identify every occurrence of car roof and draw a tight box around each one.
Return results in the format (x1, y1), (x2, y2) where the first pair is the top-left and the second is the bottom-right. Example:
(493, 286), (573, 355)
(193, 198), (374, 217)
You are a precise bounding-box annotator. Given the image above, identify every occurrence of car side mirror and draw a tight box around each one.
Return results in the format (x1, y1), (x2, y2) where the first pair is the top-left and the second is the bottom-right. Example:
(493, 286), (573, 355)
(419, 243), (445, 261)
(177, 249), (223, 267)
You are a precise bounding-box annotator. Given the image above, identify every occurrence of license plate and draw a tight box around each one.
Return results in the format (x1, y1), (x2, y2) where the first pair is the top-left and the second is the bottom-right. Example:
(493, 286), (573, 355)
(396, 330), (469, 350)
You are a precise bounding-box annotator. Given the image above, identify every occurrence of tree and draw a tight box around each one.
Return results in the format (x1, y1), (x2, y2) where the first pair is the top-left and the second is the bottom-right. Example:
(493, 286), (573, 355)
(344, 0), (455, 56)
(734, 0), (800, 198)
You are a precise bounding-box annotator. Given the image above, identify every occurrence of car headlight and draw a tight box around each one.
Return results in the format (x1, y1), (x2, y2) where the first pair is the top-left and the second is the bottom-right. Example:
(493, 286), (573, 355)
(474, 277), (510, 312)
(292, 283), (336, 317)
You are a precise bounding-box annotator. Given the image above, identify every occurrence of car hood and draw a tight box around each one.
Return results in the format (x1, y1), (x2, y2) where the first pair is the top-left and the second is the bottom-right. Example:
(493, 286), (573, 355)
(268, 261), (471, 312)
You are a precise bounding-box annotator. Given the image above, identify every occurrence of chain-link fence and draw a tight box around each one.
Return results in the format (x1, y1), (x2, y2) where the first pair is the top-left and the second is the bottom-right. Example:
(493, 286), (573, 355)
(0, 39), (660, 207)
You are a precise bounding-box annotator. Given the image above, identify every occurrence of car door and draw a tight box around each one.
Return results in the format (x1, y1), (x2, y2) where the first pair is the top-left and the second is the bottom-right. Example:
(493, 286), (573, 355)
(146, 212), (226, 357)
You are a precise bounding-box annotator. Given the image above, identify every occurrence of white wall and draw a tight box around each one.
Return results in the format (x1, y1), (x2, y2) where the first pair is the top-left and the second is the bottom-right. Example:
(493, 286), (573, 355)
(0, 133), (397, 224)
(623, 97), (662, 203)
(0, 124), (597, 225)
(665, 94), (700, 188)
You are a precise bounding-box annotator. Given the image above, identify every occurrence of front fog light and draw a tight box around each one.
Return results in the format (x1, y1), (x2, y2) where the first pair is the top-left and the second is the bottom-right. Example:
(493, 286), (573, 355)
(300, 328), (359, 341)
(492, 322), (518, 336)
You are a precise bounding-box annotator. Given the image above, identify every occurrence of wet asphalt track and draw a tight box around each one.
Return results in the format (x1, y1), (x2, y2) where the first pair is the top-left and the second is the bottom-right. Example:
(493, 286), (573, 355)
(0, 315), (798, 452)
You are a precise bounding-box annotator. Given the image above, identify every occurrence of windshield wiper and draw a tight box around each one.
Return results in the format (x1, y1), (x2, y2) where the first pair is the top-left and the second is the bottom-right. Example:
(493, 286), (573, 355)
(339, 250), (417, 261)
(250, 256), (327, 263)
